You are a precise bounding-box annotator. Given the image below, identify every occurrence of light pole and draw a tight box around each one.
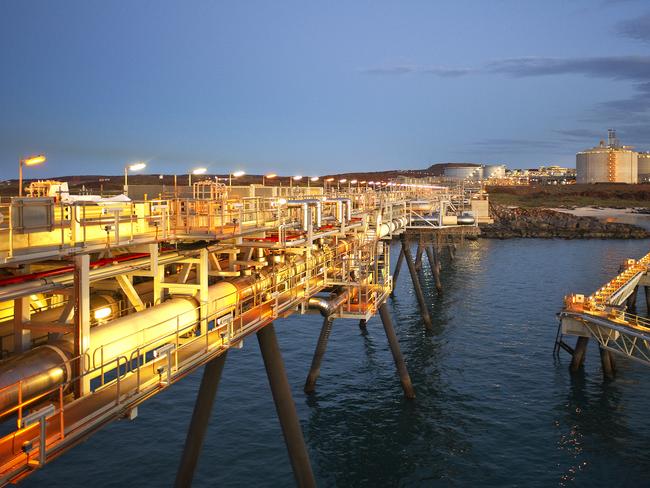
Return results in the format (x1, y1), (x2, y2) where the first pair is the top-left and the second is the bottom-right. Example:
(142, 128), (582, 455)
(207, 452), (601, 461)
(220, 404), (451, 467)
(350, 179), (357, 190)
(18, 154), (46, 197)
(324, 177), (334, 193)
(308, 176), (319, 189)
(263, 173), (277, 186)
(190, 167), (207, 187)
(229, 170), (245, 186)
(124, 162), (147, 195)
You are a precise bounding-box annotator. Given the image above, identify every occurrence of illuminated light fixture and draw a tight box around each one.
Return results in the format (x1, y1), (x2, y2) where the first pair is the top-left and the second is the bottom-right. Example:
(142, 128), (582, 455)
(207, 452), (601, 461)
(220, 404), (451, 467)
(339, 179), (347, 183)
(293, 175), (303, 180)
(93, 306), (112, 320)
(189, 166), (208, 186)
(277, 198), (287, 205)
(229, 170), (245, 186)
(19, 154), (46, 197)
(350, 179), (358, 184)
(325, 177), (335, 182)
(310, 176), (319, 182)
(123, 161), (147, 195)
(263, 172), (277, 186)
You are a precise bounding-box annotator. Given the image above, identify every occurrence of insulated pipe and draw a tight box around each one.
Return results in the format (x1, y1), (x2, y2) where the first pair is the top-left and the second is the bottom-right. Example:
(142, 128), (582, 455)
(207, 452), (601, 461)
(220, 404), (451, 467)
(0, 240), (351, 411)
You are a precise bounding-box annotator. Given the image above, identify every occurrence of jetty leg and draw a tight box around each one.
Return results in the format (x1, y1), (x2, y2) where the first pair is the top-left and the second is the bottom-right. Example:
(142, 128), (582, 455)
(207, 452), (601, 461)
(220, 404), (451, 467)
(627, 286), (639, 313)
(379, 303), (416, 399)
(447, 236), (456, 261)
(414, 242), (424, 272)
(599, 347), (616, 379)
(391, 248), (404, 296)
(425, 246), (443, 293)
(257, 324), (316, 488)
(570, 337), (589, 372)
(175, 352), (228, 488)
(645, 286), (650, 317)
(304, 317), (334, 394)
(358, 319), (367, 329)
(401, 235), (433, 329)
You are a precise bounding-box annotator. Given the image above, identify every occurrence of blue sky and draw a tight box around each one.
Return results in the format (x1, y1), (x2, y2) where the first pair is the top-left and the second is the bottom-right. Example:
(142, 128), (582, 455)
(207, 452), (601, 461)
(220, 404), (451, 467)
(1, 0), (650, 179)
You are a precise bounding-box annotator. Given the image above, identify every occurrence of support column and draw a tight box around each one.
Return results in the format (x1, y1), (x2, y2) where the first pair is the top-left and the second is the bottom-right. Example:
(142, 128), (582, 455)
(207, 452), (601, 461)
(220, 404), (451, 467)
(645, 286), (650, 317)
(74, 254), (91, 396)
(199, 248), (209, 334)
(599, 347), (615, 379)
(358, 319), (367, 329)
(627, 286), (638, 313)
(391, 248), (404, 296)
(379, 303), (416, 399)
(174, 352), (228, 488)
(304, 317), (334, 394)
(425, 246), (443, 293)
(570, 336), (589, 372)
(414, 242), (424, 272)
(257, 324), (316, 488)
(401, 235), (433, 329)
(13, 297), (30, 353)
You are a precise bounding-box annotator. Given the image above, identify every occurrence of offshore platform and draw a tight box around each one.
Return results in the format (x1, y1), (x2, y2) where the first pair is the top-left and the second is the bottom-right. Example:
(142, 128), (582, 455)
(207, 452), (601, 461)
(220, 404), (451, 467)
(0, 176), (488, 486)
(557, 251), (650, 377)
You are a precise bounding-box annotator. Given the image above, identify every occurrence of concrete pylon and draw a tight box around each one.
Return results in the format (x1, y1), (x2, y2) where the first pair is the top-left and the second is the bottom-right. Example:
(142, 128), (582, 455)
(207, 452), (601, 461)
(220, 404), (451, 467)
(570, 337), (589, 372)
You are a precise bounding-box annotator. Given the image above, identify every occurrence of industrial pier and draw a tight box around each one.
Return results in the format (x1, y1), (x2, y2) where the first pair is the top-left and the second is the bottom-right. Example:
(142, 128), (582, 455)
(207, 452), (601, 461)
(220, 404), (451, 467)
(557, 250), (650, 378)
(0, 178), (486, 486)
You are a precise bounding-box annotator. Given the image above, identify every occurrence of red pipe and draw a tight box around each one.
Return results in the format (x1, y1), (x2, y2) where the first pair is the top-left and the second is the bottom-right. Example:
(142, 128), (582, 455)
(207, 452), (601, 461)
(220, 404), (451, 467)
(0, 253), (150, 287)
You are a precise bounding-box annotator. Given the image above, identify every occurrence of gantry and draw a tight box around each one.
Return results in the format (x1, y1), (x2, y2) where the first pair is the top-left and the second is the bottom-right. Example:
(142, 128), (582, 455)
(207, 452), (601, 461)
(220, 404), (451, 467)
(0, 179), (486, 486)
(557, 250), (650, 377)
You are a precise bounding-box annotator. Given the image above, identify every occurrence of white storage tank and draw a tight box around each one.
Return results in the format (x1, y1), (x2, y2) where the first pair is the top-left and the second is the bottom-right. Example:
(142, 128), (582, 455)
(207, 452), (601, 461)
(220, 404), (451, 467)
(483, 164), (506, 179)
(576, 131), (638, 184)
(443, 165), (483, 180)
(638, 152), (650, 182)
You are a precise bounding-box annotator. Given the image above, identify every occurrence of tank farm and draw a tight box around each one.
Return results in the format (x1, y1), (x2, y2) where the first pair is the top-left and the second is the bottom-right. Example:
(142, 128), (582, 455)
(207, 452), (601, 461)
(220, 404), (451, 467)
(0, 179), (488, 486)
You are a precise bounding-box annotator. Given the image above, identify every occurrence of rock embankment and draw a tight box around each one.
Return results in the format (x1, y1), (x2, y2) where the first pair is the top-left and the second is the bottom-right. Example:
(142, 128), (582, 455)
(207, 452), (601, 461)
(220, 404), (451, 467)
(480, 205), (650, 239)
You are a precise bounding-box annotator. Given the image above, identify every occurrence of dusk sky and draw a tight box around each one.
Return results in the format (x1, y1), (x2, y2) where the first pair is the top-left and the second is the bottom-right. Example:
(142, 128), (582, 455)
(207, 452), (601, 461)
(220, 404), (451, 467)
(2, 0), (650, 179)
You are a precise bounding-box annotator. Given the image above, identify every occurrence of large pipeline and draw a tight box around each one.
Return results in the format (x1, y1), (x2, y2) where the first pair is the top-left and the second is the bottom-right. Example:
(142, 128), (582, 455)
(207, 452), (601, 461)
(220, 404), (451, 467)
(0, 240), (353, 411)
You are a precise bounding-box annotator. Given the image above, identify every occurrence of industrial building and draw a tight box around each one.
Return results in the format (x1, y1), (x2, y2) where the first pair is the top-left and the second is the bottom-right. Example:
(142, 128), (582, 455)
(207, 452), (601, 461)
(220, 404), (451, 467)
(576, 130), (638, 184)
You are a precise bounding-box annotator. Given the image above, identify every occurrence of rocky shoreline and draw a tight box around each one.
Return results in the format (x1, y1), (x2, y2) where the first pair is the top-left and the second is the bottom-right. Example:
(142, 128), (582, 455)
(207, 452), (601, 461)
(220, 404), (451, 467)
(480, 205), (650, 239)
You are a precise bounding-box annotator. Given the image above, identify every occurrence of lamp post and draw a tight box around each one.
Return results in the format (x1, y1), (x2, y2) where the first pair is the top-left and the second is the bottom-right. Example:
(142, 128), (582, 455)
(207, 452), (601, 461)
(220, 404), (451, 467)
(324, 177), (334, 193)
(263, 173), (277, 186)
(18, 154), (46, 197)
(229, 170), (245, 186)
(123, 162), (147, 195)
(189, 167), (207, 187)
(350, 179), (357, 190)
(338, 178), (347, 191)
(308, 176), (319, 189)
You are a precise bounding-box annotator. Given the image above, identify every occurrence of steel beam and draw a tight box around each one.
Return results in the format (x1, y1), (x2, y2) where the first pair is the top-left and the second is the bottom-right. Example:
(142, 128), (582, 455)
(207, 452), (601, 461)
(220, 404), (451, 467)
(174, 352), (228, 488)
(257, 324), (316, 488)
(304, 317), (334, 394)
(401, 235), (433, 329)
(379, 303), (416, 399)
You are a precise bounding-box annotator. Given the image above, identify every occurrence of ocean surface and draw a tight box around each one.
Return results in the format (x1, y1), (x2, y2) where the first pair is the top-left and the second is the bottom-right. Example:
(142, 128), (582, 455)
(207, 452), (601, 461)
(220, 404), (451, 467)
(23, 220), (650, 487)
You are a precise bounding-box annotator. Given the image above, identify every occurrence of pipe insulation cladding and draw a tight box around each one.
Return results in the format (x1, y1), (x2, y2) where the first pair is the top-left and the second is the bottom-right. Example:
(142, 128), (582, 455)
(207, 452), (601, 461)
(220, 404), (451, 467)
(0, 238), (363, 412)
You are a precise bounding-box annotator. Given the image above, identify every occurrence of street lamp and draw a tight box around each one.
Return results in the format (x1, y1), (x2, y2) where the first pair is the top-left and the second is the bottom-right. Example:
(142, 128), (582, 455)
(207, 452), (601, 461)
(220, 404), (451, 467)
(229, 170), (245, 186)
(19, 154), (46, 197)
(338, 178), (347, 191)
(189, 167), (207, 186)
(263, 173), (277, 186)
(350, 179), (358, 190)
(308, 176), (319, 188)
(124, 162), (146, 195)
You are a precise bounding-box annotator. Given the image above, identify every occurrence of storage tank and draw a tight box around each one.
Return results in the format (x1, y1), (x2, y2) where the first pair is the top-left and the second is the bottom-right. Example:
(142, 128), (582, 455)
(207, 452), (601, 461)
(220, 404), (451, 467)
(483, 164), (506, 179)
(443, 165), (483, 180)
(638, 152), (650, 183)
(576, 131), (638, 184)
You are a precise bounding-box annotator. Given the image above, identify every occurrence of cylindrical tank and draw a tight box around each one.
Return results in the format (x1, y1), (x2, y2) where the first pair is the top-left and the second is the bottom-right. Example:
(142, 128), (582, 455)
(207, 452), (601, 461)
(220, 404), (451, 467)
(576, 145), (638, 184)
(638, 152), (650, 182)
(443, 165), (483, 180)
(483, 164), (506, 179)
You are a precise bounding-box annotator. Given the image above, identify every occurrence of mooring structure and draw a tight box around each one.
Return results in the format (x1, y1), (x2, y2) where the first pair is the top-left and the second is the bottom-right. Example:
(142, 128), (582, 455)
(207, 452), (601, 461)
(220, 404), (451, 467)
(556, 250), (650, 378)
(0, 179), (486, 486)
